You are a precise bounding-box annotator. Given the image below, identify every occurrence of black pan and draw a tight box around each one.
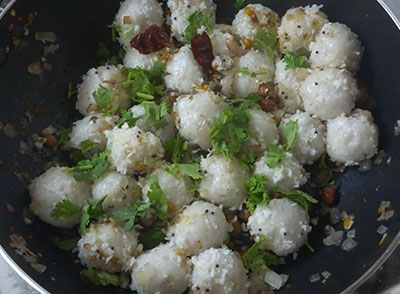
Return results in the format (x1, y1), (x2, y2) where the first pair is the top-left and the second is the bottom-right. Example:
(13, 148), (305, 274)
(0, 0), (399, 293)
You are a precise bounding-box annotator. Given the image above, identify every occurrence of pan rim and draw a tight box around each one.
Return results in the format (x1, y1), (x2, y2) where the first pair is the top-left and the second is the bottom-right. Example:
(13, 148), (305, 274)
(0, 0), (399, 293)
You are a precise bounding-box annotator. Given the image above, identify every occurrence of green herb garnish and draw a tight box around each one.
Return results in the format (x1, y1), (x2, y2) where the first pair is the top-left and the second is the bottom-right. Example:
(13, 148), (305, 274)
(254, 29), (277, 60)
(67, 82), (77, 100)
(164, 163), (203, 180)
(265, 144), (286, 168)
(146, 176), (168, 221)
(282, 120), (298, 150)
(164, 134), (198, 164)
(142, 100), (172, 129)
(50, 199), (82, 222)
(316, 154), (335, 187)
(111, 201), (152, 231)
(242, 235), (283, 270)
(64, 149), (110, 181)
(108, 24), (133, 41)
(234, 0), (246, 9)
(50, 236), (79, 251)
(79, 139), (97, 153)
(184, 10), (214, 43)
(233, 67), (269, 78)
(81, 269), (120, 287)
(283, 51), (311, 70)
(139, 222), (166, 249)
(226, 93), (262, 110)
(92, 85), (115, 116)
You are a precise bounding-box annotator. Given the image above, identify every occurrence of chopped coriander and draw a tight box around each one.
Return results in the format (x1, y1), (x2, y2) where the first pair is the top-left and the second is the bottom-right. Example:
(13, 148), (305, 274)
(282, 120), (298, 150)
(305, 240), (315, 253)
(146, 176), (168, 221)
(117, 109), (139, 127)
(164, 134), (197, 164)
(184, 10), (214, 43)
(50, 236), (79, 251)
(92, 85), (115, 116)
(51, 199), (82, 222)
(111, 201), (151, 231)
(64, 149), (110, 181)
(108, 24), (133, 41)
(283, 51), (311, 70)
(164, 163), (203, 180)
(122, 62), (166, 102)
(139, 222), (166, 249)
(79, 139), (97, 153)
(97, 42), (111, 64)
(187, 185), (200, 192)
(233, 67), (269, 78)
(242, 235), (283, 270)
(245, 174), (317, 213)
(239, 151), (257, 171)
(234, 0), (246, 9)
(142, 100), (172, 129)
(81, 269), (120, 287)
(67, 82), (77, 100)
(245, 174), (270, 213)
(317, 154), (335, 187)
(210, 107), (251, 158)
(265, 144), (286, 168)
(254, 29), (277, 60)
(57, 125), (72, 147)
(226, 93), (262, 109)
(79, 196), (108, 234)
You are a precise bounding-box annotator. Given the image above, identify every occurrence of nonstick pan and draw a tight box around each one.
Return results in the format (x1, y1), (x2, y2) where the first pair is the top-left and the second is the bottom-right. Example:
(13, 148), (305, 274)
(0, 0), (399, 293)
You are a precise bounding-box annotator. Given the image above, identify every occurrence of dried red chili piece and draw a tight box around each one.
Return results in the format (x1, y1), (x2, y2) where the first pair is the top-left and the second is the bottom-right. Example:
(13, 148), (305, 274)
(130, 24), (170, 54)
(191, 32), (215, 75)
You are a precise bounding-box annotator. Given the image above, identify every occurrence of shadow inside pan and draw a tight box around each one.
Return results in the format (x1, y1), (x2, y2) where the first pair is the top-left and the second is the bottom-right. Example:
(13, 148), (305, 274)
(0, 0), (399, 293)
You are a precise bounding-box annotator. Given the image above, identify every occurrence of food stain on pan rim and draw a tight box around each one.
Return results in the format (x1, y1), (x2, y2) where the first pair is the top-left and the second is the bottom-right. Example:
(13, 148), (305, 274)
(0, 0), (399, 294)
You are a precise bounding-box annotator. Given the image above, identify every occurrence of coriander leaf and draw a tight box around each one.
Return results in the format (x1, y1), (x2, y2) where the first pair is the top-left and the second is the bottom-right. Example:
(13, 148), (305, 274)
(64, 149), (110, 182)
(50, 200), (82, 222)
(50, 236), (79, 251)
(146, 176), (168, 221)
(79, 196), (108, 234)
(254, 29), (277, 60)
(282, 120), (298, 150)
(79, 139), (97, 153)
(123, 62), (165, 102)
(81, 269), (120, 287)
(274, 188), (318, 212)
(227, 93), (262, 109)
(283, 51), (311, 70)
(164, 163), (202, 180)
(305, 240), (315, 253)
(111, 201), (151, 231)
(164, 134), (198, 164)
(142, 100), (172, 129)
(245, 174), (270, 213)
(266, 144), (286, 168)
(92, 85), (115, 116)
(109, 24), (121, 42)
(187, 185), (200, 192)
(234, 0), (246, 9)
(118, 109), (140, 127)
(242, 235), (283, 270)
(57, 125), (72, 147)
(210, 107), (251, 158)
(233, 67), (269, 78)
(239, 151), (257, 171)
(184, 10), (214, 43)
(139, 222), (166, 249)
(316, 154), (335, 187)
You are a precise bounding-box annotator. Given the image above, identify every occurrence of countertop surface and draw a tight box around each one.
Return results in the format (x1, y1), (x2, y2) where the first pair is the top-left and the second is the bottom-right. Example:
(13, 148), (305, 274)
(0, 0), (400, 294)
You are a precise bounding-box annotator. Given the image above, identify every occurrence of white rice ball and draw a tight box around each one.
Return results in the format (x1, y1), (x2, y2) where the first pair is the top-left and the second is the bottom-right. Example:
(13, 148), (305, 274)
(277, 5), (328, 55)
(67, 114), (116, 154)
(130, 244), (191, 294)
(114, 0), (163, 48)
(232, 4), (280, 41)
(310, 22), (362, 72)
(105, 124), (164, 175)
(173, 90), (226, 150)
(210, 25), (237, 57)
(254, 151), (308, 189)
(279, 111), (325, 165)
(165, 46), (205, 93)
(29, 167), (91, 228)
(76, 65), (131, 116)
(231, 49), (275, 97)
(191, 247), (248, 294)
(77, 220), (140, 273)
(142, 166), (195, 217)
(199, 154), (249, 209)
(247, 198), (311, 256)
(167, 201), (231, 255)
(168, 0), (216, 42)
(244, 108), (279, 154)
(300, 68), (358, 120)
(92, 171), (141, 211)
(274, 58), (309, 113)
(123, 48), (160, 70)
(326, 109), (379, 166)
(128, 103), (177, 144)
